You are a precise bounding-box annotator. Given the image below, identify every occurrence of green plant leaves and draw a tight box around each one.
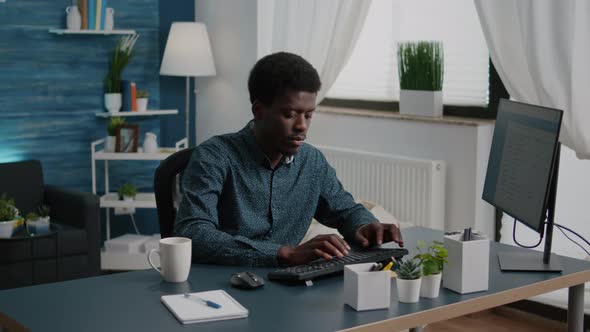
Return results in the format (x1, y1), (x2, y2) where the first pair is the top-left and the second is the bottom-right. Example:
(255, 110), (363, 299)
(398, 41), (444, 91)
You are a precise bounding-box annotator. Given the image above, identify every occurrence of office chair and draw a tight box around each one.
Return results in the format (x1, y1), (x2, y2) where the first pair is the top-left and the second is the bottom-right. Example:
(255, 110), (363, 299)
(154, 147), (195, 238)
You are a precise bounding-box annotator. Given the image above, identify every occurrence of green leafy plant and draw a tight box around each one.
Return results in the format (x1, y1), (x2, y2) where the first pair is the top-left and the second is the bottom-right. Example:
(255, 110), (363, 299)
(0, 193), (18, 222)
(117, 183), (138, 199)
(107, 116), (126, 136)
(397, 259), (421, 280)
(136, 90), (149, 98)
(27, 205), (50, 221)
(104, 34), (140, 93)
(414, 240), (448, 276)
(398, 41), (444, 91)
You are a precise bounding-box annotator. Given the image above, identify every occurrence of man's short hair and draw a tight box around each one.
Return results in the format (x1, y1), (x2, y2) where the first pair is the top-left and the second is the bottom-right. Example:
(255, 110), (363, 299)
(248, 52), (321, 105)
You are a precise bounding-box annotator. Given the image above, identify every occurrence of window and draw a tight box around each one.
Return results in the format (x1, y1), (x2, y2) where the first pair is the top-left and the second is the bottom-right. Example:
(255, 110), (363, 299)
(325, 0), (501, 116)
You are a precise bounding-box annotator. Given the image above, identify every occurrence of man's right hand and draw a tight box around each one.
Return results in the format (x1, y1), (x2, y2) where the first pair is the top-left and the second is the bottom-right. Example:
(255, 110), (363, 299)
(277, 234), (351, 266)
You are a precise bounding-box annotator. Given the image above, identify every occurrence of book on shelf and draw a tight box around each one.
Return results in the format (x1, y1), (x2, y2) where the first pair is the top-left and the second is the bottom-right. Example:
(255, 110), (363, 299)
(78, 0), (88, 29)
(131, 82), (137, 112)
(88, 0), (95, 30)
(95, 0), (102, 30)
(100, 0), (107, 30)
(121, 80), (132, 112)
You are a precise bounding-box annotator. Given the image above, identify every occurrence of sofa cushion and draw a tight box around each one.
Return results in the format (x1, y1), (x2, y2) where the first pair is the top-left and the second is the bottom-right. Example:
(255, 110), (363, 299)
(58, 228), (88, 255)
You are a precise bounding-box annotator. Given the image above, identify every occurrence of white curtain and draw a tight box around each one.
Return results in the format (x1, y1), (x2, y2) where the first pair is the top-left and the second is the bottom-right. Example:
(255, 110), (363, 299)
(257, 0), (372, 102)
(474, 0), (590, 159)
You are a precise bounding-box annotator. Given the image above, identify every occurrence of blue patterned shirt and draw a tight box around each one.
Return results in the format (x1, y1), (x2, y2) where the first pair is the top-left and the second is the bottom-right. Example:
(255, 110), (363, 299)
(174, 122), (377, 266)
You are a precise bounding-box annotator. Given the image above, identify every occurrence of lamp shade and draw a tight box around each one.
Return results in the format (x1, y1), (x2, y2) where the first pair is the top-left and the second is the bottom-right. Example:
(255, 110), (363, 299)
(160, 22), (216, 77)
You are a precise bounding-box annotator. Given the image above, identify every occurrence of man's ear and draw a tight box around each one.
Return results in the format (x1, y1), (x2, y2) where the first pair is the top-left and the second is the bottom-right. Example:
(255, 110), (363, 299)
(252, 100), (266, 121)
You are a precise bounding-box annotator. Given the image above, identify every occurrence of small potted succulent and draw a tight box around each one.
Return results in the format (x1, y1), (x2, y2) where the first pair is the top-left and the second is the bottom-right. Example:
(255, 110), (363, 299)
(395, 258), (422, 303)
(26, 205), (51, 234)
(136, 90), (149, 112)
(106, 116), (125, 152)
(0, 193), (24, 238)
(414, 240), (448, 298)
(117, 183), (137, 201)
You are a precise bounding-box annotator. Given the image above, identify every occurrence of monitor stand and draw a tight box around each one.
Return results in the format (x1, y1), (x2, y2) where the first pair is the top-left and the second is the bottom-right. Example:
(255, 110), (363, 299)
(498, 251), (562, 272)
(498, 144), (563, 273)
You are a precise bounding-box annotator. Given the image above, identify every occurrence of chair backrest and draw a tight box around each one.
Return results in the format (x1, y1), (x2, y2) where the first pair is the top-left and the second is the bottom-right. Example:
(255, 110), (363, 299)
(154, 148), (195, 238)
(0, 160), (44, 216)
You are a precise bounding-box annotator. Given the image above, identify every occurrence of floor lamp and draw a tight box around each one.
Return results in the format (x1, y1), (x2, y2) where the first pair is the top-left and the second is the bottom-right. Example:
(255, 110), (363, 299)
(160, 22), (216, 146)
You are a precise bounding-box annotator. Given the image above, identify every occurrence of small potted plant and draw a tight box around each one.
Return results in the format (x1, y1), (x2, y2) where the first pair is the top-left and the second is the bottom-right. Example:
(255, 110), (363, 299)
(117, 183), (137, 201)
(106, 116), (125, 152)
(104, 34), (139, 113)
(414, 240), (448, 298)
(26, 205), (51, 234)
(395, 258), (422, 303)
(136, 90), (149, 112)
(398, 40), (444, 117)
(0, 193), (24, 238)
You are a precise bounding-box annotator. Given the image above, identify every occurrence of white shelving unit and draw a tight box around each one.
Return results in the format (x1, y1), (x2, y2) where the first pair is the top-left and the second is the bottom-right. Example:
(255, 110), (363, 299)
(95, 109), (178, 118)
(91, 137), (188, 270)
(49, 29), (136, 35)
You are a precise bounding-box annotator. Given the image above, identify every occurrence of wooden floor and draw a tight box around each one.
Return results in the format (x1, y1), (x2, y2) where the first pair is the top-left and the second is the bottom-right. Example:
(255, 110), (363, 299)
(424, 306), (568, 332)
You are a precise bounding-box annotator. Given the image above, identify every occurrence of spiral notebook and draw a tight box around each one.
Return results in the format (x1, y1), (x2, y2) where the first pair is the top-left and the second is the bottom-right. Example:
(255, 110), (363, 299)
(161, 290), (248, 324)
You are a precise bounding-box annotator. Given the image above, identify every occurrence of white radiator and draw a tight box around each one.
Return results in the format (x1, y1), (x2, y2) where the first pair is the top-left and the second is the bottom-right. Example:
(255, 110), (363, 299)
(317, 145), (446, 230)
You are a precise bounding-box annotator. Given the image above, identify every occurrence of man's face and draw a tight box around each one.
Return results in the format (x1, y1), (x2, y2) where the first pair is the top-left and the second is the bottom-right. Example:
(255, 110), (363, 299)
(254, 90), (317, 156)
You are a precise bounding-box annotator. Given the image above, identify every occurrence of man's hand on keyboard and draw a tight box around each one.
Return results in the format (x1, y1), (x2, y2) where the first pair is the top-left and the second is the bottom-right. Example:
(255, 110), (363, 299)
(277, 234), (351, 266)
(354, 221), (404, 248)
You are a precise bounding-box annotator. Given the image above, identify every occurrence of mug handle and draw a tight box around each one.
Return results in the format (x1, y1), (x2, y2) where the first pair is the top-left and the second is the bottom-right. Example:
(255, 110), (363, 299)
(65, 6), (71, 13)
(147, 249), (162, 274)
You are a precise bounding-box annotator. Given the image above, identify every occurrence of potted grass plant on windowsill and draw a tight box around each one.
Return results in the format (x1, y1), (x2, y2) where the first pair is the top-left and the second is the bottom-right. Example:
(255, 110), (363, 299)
(398, 40), (444, 117)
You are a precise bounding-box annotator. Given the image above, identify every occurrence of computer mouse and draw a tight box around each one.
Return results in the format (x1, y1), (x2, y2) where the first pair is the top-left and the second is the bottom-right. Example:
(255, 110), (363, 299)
(230, 272), (265, 289)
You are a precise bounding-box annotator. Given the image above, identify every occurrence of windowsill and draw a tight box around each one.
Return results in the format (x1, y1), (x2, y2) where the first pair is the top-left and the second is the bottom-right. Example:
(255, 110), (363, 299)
(317, 106), (496, 127)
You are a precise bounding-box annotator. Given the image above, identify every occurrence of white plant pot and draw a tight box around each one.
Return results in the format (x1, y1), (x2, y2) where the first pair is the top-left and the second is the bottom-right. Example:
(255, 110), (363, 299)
(123, 196), (134, 202)
(137, 98), (148, 112)
(0, 218), (23, 238)
(105, 136), (116, 153)
(420, 273), (442, 298)
(396, 277), (422, 303)
(104, 93), (122, 113)
(399, 90), (443, 117)
(27, 217), (50, 234)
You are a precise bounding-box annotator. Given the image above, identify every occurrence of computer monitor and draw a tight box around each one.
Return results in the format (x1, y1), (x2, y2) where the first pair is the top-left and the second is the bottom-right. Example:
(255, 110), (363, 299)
(482, 99), (563, 272)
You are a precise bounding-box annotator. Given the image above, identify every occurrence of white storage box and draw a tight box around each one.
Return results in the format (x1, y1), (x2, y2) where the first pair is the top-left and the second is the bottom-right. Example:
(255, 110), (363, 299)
(104, 234), (152, 254)
(344, 263), (391, 311)
(442, 234), (490, 294)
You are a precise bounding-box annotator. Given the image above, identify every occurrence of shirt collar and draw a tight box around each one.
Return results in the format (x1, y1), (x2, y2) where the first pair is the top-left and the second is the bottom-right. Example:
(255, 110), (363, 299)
(241, 121), (295, 168)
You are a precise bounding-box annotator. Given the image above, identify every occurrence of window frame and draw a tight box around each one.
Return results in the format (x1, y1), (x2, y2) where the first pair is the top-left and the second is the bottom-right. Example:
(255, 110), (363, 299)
(321, 59), (510, 120)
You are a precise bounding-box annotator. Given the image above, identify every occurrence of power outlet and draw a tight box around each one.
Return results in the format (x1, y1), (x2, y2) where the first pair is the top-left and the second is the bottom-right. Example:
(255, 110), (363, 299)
(114, 207), (136, 215)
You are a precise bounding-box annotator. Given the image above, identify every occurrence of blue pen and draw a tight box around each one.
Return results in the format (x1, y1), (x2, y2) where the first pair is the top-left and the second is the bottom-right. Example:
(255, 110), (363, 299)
(183, 293), (222, 309)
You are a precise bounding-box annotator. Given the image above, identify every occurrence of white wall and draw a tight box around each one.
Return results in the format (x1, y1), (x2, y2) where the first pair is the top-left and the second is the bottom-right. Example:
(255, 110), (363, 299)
(307, 112), (496, 237)
(194, 0), (258, 144)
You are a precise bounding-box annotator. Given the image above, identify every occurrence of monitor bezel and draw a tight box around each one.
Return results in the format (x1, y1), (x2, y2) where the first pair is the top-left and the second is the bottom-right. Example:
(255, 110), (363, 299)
(482, 99), (563, 236)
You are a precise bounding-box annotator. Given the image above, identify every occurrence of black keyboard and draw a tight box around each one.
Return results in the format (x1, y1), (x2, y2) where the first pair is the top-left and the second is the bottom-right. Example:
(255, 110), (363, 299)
(268, 248), (408, 282)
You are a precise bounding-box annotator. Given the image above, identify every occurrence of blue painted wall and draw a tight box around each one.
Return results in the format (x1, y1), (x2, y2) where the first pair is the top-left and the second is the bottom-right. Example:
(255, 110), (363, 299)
(0, 0), (164, 237)
(159, 0), (196, 147)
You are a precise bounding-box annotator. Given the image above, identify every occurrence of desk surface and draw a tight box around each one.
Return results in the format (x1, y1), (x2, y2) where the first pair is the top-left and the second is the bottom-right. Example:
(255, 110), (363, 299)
(1, 227), (589, 332)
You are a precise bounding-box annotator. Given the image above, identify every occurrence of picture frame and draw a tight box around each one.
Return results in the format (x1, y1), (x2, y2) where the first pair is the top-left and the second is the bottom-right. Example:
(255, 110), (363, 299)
(116, 125), (139, 153)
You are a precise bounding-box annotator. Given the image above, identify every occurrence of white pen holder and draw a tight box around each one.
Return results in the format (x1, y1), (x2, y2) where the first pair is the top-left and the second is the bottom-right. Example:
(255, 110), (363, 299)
(442, 234), (490, 294)
(343, 263), (391, 311)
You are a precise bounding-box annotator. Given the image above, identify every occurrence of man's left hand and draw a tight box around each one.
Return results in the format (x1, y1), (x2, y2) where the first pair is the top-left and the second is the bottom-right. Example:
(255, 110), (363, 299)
(354, 222), (404, 248)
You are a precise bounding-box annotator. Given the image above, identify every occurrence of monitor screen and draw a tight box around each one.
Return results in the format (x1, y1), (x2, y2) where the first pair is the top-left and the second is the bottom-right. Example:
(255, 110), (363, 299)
(482, 99), (563, 234)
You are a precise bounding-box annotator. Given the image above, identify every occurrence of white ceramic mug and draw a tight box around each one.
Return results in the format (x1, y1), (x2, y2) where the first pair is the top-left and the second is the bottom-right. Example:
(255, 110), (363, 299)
(147, 237), (192, 283)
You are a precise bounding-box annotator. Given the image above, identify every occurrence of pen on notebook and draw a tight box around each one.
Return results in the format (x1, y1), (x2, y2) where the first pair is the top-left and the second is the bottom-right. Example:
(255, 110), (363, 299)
(184, 293), (222, 309)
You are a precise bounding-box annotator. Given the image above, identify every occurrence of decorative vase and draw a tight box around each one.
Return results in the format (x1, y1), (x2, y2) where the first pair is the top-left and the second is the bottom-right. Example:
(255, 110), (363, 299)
(137, 98), (148, 112)
(66, 5), (81, 31)
(105, 136), (116, 153)
(420, 273), (442, 298)
(143, 132), (158, 154)
(396, 277), (422, 303)
(399, 90), (443, 117)
(104, 93), (122, 113)
(104, 8), (115, 31)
